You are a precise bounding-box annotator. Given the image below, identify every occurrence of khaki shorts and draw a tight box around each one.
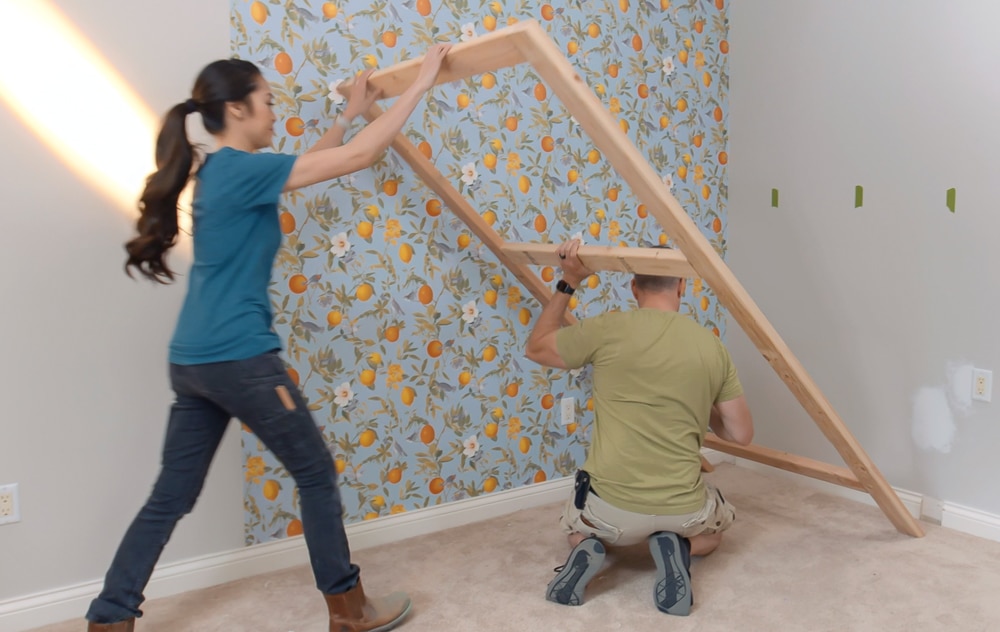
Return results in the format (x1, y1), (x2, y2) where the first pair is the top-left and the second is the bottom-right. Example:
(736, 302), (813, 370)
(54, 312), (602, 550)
(559, 482), (736, 547)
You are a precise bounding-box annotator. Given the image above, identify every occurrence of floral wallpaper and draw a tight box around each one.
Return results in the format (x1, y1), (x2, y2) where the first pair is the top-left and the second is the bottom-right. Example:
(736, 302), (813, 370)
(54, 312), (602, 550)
(231, 0), (730, 544)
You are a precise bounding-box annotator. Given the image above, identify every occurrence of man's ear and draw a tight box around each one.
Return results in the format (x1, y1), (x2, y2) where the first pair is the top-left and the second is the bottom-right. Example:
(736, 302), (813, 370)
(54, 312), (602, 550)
(677, 278), (687, 298)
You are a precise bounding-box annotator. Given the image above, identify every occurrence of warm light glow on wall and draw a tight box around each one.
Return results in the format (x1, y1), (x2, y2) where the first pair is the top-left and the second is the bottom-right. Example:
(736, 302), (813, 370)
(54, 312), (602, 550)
(0, 0), (158, 215)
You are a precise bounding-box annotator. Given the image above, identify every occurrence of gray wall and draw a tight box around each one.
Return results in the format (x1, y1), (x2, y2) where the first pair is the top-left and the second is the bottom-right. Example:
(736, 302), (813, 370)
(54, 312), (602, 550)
(727, 0), (1000, 515)
(0, 0), (240, 600)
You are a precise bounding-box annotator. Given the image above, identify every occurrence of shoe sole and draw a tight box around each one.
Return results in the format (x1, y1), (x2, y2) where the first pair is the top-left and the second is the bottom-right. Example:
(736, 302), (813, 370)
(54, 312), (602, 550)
(650, 532), (692, 616)
(367, 599), (412, 632)
(545, 538), (606, 606)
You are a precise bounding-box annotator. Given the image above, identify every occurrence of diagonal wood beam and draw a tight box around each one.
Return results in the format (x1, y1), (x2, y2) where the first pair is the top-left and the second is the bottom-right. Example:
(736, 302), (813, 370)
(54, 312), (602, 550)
(503, 242), (697, 278)
(508, 22), (922, 537)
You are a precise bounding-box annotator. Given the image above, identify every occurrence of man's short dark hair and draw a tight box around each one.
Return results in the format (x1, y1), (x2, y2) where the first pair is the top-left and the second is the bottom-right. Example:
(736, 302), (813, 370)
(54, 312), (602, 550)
(634, 245), (681, 292)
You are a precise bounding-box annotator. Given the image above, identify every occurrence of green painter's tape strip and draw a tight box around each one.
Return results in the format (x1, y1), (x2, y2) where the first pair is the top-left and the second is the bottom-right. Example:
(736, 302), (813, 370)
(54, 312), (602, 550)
(946, 188), (956, 213)
(771, 188), (779, 208)
(855, 185), (863, 208)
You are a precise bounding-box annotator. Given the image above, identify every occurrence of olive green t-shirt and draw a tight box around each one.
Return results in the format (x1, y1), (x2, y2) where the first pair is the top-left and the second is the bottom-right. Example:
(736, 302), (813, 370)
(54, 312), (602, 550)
(556, 308), (743, 514)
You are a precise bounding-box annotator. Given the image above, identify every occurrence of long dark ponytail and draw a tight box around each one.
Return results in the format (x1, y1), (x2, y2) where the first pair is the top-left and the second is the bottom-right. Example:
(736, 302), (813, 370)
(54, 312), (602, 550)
(125, 58), (263, 282)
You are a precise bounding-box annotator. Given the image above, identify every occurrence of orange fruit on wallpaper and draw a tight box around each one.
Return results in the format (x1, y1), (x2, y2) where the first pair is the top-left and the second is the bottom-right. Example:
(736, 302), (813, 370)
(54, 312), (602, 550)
(566, 422), (578, 434)
(587, 149), (601, 164)
(533, 214), (548, 233)
(416, 0), (432, 16)
(359, 429), (377, 447)
(700, 296), (710, 311)
(694, 19), (705, 33)
(703, 72), (712, 87)
(427, 340), (443, 358)
(370, 495), (386, 509)
(586, 398), (594, 411)
(398, 243), (414, 263)
(262, 479), (280, 501)
(720, 40), (730, 54)
(678, 165), (688, 180)
(417, 284), (434, 305)
(518, 175), (531, 194)
(483, 15), (497, 31)
(716, 0), (725, 9)
(250, 1), (268, 25)
(363, 512), (378, 521)
(505, 116), (518, 131)
(482, 210), (497, 225)
(381, 31), (397, 47)
(518, 307), (531, 326)
(631, 34), (643, 51)
(540, 266), (554, 282)
(713, 106), (724, 122)
(567, 169), (579, 184)
(658, 233), (669, 245)
(678, 49), (689, 65)
(279, 211), (296, 234)
(483, 476), (499, 493)
(356, 283), (374, 301)
(637, 83), (649, 99)
(322, 2), (338, 18)
(518, 436), (531, 454)
(417, 141), (432, 159)
(619, 119), (629, 134)
(428, 477), (444, 494)
(637, 204), (648, 218)
(533, 83), (547, 101)
(357, 221), (373, 239)
(712, 217), (723, 233)
(286, 519), (304, 537)
(288, 274), (308, 294)
(541, 394), (555, 410)
(660, 115), (669, 129)
(587, 275), (599, 289)
(399, 386), (416, 406)
(588, 222), (601, 238)
(533, 470), (547, 484)
(481, 72), (496, 88)
(457, 233), (471, 249)
(458, 371), (472, 387)
(387, 467), (403, 484)
(420, 424), (436, 444)
(360, 369), (376, 387)
(540, 136), (554, 152)
(540, 3), (554, 20)
(285, 117), (305, 136)
(287, 366), (300, 385)
(483, 153), (497, 170)
(661, 0), (671, 8)
(567, 40), (579, 55)
(485, 422), (498, 440)
(607, 63), (619, 78)
(482, 345), (498, 362)
(505, 382), (519, 397)
(334, 458), (346, 474)
(484, 289), (497, 307)
(619, 0), (630, 11)
(587, 23), (600, 38)
(274, 52), (293, 75)
(457, 93), (471, 109)
(568, 296), (578, 309)
(425, 199), (442, 216)
(675, 98), (688, 113)
(701, 184), (711, 200)
(382, 180), (399, 196)
(718, 151), (729, 165)
(607, 187), (619, 201)
(713, 326), (720, 337)
(326, 310), (342, 327)
(385, 325), (400, 342)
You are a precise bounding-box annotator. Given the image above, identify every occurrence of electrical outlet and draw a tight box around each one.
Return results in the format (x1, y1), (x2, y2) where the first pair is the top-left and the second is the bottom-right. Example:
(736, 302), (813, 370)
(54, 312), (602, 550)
(0, 483), (20, 525)
(560, 397), (575, 426)
(973, 368), (992, 402)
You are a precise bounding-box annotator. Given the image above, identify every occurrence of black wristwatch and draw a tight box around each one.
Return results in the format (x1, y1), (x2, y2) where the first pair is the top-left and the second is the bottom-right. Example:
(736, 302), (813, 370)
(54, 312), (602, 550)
(556, 279), (576, 296)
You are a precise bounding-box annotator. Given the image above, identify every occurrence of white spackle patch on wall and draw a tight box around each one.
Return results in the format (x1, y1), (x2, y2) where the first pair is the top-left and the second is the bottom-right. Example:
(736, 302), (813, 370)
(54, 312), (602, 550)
(912, 387), (956, 453)
(946, 362), (974, 414)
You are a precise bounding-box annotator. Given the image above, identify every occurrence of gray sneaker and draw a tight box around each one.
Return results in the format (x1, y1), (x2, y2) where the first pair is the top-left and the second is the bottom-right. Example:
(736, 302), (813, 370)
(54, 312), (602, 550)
(545, 536), (606, 606)
(649, 531), (693, 615)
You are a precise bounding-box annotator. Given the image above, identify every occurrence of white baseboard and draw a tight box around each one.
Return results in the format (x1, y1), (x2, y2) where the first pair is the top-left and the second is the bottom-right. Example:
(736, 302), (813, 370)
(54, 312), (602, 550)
(942, 501), (1000, 542)
(0, 477), (572, 632)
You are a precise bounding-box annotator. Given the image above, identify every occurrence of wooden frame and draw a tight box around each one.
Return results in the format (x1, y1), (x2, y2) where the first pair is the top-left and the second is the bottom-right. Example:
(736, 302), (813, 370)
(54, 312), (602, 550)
(340, 20), (923, 537)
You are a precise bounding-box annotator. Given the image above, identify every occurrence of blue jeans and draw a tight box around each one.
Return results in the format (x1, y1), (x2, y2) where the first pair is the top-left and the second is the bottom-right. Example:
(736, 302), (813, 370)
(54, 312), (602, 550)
(86, 351), (359, 623)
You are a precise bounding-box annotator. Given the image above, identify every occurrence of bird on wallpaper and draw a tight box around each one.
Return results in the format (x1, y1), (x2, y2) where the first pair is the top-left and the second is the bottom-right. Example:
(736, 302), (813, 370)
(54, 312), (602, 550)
(289, 4), (319, 22)
(427, 95), (454, 113)
(386, 4), (403, 22)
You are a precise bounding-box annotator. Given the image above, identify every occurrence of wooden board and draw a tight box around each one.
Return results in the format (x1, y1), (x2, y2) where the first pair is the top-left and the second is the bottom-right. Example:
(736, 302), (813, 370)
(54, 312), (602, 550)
(503, 243), (697, 278)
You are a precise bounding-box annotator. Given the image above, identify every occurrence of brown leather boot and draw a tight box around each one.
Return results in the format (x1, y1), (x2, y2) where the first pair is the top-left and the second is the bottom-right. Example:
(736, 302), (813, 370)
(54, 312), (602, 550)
(87, 620), (135, 632)
(325, 580), (411, 632)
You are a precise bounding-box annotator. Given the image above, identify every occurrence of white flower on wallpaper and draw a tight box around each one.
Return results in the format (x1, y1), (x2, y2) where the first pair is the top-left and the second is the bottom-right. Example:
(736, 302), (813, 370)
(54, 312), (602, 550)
(663, 173), (675, 191)
(460, 22), (477, 41)
(328, 79), (346, 104)
(570, 231), (585, 245)
(334, 382), (354, 406)
(662, 57), (676, 76)
(462, 434), (480, 457)
(461, 162), (478, 185)
(330, 232), (352, 257)
(461, 300), (479, 323)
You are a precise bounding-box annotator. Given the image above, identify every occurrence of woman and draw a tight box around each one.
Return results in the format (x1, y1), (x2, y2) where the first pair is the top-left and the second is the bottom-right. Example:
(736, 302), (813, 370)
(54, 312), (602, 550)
(86, 44), (451, 632)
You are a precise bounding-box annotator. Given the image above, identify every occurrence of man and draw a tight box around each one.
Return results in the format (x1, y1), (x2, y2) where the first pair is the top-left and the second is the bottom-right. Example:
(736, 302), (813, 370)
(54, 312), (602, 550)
(525, 239), (754, 616)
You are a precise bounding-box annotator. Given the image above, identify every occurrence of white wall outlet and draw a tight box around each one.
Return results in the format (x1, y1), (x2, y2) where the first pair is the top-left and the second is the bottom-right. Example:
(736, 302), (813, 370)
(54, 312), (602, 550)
(972, 368), (992, 402)
(560, 397), (575, 426)
(0, 483), (21, 525)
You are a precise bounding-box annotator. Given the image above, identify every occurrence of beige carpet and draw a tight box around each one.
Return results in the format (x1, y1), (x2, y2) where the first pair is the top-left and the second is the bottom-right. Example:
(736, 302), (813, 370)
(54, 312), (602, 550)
(31, 464), (1000, 631)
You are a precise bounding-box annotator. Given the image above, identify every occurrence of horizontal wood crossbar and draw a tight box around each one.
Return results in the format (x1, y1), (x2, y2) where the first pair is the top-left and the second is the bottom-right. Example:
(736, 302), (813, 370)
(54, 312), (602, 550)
(502, 243), (697, 278)
(704, 435), (864, 491)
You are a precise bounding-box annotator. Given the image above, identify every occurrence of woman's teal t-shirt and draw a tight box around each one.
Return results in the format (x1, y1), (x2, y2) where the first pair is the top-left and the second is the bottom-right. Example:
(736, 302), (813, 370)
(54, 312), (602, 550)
(169, 148), (298, 365)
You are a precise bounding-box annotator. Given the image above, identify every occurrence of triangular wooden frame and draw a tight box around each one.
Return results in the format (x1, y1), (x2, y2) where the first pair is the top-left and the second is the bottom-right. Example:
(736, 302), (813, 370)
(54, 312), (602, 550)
(339, 20), (923, 537)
